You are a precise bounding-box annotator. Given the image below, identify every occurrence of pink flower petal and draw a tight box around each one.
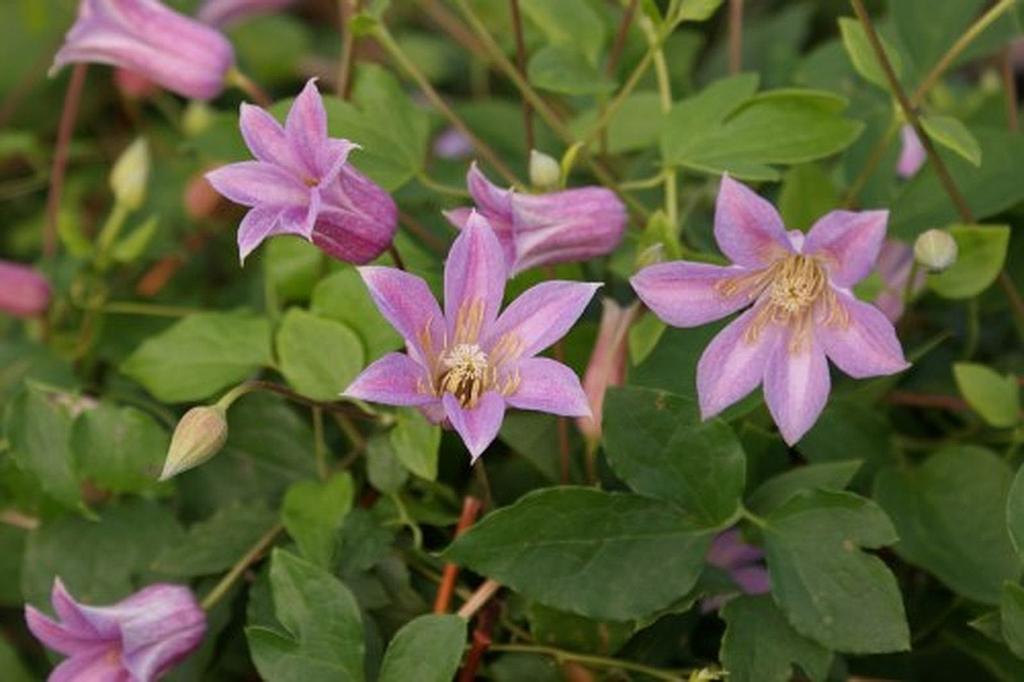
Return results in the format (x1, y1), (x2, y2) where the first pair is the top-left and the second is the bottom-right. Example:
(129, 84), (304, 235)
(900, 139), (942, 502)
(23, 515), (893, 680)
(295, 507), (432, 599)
(50, 648), (126, 682)
(318, 138), (358, 188)
(466, 163), (514, 228)
(631, 261), (755, 327)
(205, 161), (309, 209)
(237, 207), (285, 263)
(443, 213), (507, 342)
(238, 102), (301, 174)
(285, 78), (328, 178)
(343, 353), (435, 406)
(697, 305), (780, 420)
(763, 329), (830, 445)
(578, 299), (632, 441)
(897, 124), (927, 179)
(358, 267), (443, 365)
(714, 175), (792, 268)
(51, 579), (106, 639)
(803, 209), (888, 287)
(818, 290), (910, 379)
(504, 357), (590, 417)
(115, 585), (206, 681)
(731, 565), (771, 595)
(484, 280), (600, 359)
(706, 529), (763, 569)
(312, 165), (398, 265)
(443, 392), (506, 462)
(25, 606), (98, 656)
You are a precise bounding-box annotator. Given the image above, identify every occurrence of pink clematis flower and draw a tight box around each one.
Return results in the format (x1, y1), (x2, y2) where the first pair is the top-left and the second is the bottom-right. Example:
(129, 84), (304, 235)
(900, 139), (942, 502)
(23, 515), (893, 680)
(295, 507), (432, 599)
(631, 176), (909, 445)
(344, 213), (599, 460)
(873, 239), (927, 322)
(576, 299), (635, 445)
(197, 0), (296, 28)
(446, 163), (627, 277)
(702, 529), (771, 612)
(896, 125), (927, 179)
(25, 578), (206, 682)
(52, 0), (234, 101)
(206, 78), (398, 264)
(0, 260), (51, 318)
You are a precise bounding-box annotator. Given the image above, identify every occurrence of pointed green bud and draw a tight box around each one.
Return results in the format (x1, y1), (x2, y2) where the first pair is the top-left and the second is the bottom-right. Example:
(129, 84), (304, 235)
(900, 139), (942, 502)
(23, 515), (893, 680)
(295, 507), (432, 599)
(529, 149), (561, 190)
(914, 228), (958, 272)
(160, 406), (228, 481)
(109, 138), (150, 211)
(183, 101), (215, 137)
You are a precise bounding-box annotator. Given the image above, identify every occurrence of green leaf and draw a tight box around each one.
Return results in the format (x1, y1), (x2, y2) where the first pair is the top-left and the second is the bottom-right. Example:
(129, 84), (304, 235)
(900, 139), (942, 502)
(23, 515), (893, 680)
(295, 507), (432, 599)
(247, 549), (364, 682)
(520, 0), (605, 64)
(837, 16), (902, 89)
(71, 403), (168, 493)
(444, 487), (713, 620)
(572, 92), (666, 154)
(747, 461), (862, 515)
(720, 595), (832, 682)
(4, 384), (79, 509)
(111, 215), (159, 264)
(0, 636), (33, 682)
(763, 490), (909, 653)
(122, 312), (272, 403)
(921, 115), (982, 166)
(954, 363), (1020, 428)
(276, 309), (364, 401)
(390, 407), (441, 480)
(377, 614), (467, 682)
(1007, 464), (1024, 563)
(526, 603), (634, 655)
(282, 473), (355, 568)
(602, 386), (745, 526)
(152, 503), (279, 577)
(1002, 582), (1024, 659)
(366, 434), (409, 494)
(928, 225), (1010, 299)
(311, 268), (402, 360)
(230, 15), (311, 85)
(874, 447), (1019, 605)
(660, 73), (760, 166)
(264, 237), (322, 303)
(797, 398), (893, 482)
(678, 0), (725, 21)
(627, 312), (667, 365)
(777, 163), (838, 231)
(528, 45), (616, 96)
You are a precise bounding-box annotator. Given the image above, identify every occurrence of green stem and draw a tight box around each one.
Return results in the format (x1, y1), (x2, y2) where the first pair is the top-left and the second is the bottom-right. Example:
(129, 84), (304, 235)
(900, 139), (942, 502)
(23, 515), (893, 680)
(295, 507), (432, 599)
(387, 493), (423, 550)
(487, 643), (690, 681)
(95, 202), (130, 268)
(312, 407), (328, 480)
(226, 67), (272, 107)
(416, 172), (471, 198)
(740, 505), (768, 529)
(902, 260), (921, 308)
(642, 16), (677, 227)
(201, 523), (283, 611)
(618, 171), (669, 190)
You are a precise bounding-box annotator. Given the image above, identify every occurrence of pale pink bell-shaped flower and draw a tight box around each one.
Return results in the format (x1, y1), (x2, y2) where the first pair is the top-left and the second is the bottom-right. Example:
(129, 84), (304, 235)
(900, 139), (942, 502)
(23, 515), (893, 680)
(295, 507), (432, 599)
(873, 239), (926, 322)
(197, 0), (296, 27)
(433, 127), (473, 160)
(206, 78), (398, 264)
(0, 260), (51, 318)
(52, 0), (235, 101)
(702, 529), (771, 612)
(631, 176), (909, 445)
(446, 163), (627, 277)
(114, 68), (158, 100)
(25, 578), (206, 682)
(344, 213), (599, 460)
(576, 299), (634, 444)
(896, 125), (927, 179)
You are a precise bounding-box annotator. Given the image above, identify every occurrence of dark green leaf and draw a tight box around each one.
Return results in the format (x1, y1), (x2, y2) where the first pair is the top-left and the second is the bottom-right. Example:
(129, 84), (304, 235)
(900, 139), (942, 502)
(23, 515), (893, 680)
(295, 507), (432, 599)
(390, 408), (441, 480)
(526, 602), (634, 655)
(747, 461), (862, 515)
(71, 403), (168, 493)
(4, 384), (79, 509)
(152, 503), (279, 577)
(282, 473), (355, 568)
(377, 614), (467, 682)
(1001, 582), (1024, 659)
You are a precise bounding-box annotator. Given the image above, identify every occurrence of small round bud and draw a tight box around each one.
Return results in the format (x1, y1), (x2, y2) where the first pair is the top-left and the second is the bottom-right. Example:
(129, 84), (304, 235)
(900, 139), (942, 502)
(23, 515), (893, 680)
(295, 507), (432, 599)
(184, 173), (223, 220)
(160, 406), (228, 481)
(110, 138), (150, 211)
(183, 101), (215, 137)
(529, 149), (561, 190)
(914, 229), (958, 271)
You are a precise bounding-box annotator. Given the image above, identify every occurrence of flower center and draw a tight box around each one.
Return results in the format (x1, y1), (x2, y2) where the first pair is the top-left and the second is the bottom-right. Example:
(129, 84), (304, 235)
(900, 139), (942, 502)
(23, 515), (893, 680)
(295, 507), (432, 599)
(766, 255), (826, 315)
(439, 343), (490, 408)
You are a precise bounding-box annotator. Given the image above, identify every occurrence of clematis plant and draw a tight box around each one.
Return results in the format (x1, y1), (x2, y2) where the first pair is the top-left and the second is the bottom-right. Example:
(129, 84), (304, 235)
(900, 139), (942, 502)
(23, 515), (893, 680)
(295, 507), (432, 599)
(702, 529), (771, 612)
(631, 176), (909, 444)
(344, 213), (599, 460)
(206, 78), (398, 264)
(896, 124), (926, 178)
(25, 578), (206, 682)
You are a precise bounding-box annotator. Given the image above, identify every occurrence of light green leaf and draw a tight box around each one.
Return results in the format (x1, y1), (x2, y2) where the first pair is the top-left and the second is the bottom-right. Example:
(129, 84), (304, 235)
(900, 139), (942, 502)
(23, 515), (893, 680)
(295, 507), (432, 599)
(366, 434), (409, 494)
(528, 45), (615, 96)
(874, 447), (1020, 605)
(627, 312), (667, 365)
(281, 473), (355, 568)
(921, 115), (982, 166)
(747, 461), (862, 515)
(678, 0), (725, 21)
(4, 384), (79, 509)
(390, 407), (441, 480)
(1002, 582), (1024, 659)
(721, 595), (832, 682)
(572, 92), (666, 154)
(954, 363), (1020, 428)
(928, 225), (1010, 299)
(837, 17), (902, 89)
(71, 403), (167, 493)
(778, 163), (838, 231)
(660, 73), (760, 166)
(310, 268), (402, 360)
(264, 237), (322, 303)
(276, 309), (364, 401)
(764, 490), (909, 653)
(377, 614), (467, 682)
(520, 0), (605, 64)
(152, 503), (279, 577)
(444, 487), (713, 620)
(111, 215), (159, 264)
(122, 312), (272, 403)
(247, 549), (364, 682)
(603, 386), (746, 526)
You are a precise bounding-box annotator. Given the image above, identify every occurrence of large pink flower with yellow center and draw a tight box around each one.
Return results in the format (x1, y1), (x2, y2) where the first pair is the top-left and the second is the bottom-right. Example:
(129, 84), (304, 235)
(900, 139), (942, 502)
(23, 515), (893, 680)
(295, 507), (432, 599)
(631, 176), (909, 444)
(344, 212), (598, 460)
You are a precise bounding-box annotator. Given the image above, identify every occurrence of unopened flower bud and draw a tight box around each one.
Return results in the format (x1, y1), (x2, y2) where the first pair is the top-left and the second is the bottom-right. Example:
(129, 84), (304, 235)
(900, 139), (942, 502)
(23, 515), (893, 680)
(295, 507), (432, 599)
(914, 229), (958, 271)
(110, 138), (150, 211)
(0, 260), (51, 318)
(529, 149), (561, 190)
(184, 173), (223, 220)
(160, 406), (228, 480)
(183, 101), (215, 138)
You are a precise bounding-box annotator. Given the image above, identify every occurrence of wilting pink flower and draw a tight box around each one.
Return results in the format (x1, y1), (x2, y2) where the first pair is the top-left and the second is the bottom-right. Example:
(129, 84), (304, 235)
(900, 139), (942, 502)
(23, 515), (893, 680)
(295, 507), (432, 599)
(631, 176), (909, 444)
(446, 163), (626, 277)
(576, 299), (634, 444)
(0, 261), (51, 318)
(207, 78), (398, 264)
(114, 68), (158, 99)
(702, 529), (770, 612)
(896, 125), (926, 179)
(873, 239), (926, 322)
(344, 213), (598, 460)
(433, 128), (473, 160)
(25, 578), (206, 682)
(52, 0), (234, 101)
(197, 0), (295, 27)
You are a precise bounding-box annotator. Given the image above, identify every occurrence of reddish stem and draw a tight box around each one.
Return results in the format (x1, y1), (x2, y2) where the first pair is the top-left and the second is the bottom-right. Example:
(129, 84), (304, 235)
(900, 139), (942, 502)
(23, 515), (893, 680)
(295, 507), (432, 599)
(457, 602), (498, 682)
(433, 496), (483, 613)
(44, 64), (88, 259)
(508, 0), (534, 153)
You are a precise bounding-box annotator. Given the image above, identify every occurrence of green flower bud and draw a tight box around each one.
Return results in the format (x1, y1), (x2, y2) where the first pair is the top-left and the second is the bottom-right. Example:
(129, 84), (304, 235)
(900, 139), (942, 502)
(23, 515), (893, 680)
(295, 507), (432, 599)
(914, 228), (958, 272)
(109, 138), (150, 211)
(529, 149), (561, 190)
(160, 406), (228, 480)
(183, 101), (215, 137)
